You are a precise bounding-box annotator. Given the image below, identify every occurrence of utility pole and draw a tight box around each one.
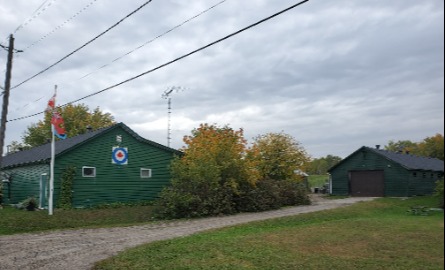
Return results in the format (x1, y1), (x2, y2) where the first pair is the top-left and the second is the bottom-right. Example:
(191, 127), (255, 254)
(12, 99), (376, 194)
(0, 34), (15, 169)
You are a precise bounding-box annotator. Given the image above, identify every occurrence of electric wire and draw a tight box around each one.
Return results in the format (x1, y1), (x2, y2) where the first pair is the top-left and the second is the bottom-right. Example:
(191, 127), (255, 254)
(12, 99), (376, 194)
(79, 0), (228, 80)
(11, 0), (155, 90)
(7, 0), (310, 123)
(0, 43), (9, 51)
(9, 0), (227, 113)
(23, 0), (100, 51)
(13, 0), (58, 35)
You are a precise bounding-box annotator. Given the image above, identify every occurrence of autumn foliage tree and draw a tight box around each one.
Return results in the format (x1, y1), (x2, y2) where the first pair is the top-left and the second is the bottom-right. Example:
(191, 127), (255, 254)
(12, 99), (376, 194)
(248, 133), (310, 181)
(155, 124), (251, 218)
(154, 125), (311, 219)
(385, 134), (444, 161)
(237, 133), (311, 212)
(417, 134), (444, 161)
(22, 104), (115, 147)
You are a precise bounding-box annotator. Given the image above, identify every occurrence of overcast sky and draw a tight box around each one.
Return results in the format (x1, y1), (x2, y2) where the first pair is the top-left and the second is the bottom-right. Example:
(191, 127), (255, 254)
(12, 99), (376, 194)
(0, 0), (443, 158)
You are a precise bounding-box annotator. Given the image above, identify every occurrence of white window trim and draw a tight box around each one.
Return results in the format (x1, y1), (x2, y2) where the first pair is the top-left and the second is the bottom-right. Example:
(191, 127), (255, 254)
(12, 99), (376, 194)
(82, 166), (96, 178)
(140, 168), (152, 178)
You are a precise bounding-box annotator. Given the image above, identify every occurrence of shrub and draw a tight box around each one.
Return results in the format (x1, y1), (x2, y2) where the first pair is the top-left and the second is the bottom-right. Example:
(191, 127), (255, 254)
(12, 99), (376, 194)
(277, 180), (311, 206)
(58, 166), (76, 209)
(235, 179), (281, 212)
(235, 179), (310, 212)
(154, 184), (236, 219)
(154, 124), (312, 219)
(21, 197), (38, 211)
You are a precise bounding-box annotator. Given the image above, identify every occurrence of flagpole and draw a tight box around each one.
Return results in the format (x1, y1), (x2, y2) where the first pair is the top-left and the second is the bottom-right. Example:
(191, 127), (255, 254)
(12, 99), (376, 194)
(49, 125), (55, 215)
(48, 85), (57, 216)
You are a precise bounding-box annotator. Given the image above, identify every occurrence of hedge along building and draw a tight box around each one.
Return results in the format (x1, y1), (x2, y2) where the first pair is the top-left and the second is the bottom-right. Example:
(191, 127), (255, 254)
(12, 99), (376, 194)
(1, 123), (181, 208)
(328, 146), (444, 197)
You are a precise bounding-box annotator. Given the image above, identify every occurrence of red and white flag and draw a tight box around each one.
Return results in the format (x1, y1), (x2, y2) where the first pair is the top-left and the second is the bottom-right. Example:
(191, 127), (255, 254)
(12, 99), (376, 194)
(46, 88), (67, 140)
(46, 92), (56, 112)
(51, 111), (67, 140)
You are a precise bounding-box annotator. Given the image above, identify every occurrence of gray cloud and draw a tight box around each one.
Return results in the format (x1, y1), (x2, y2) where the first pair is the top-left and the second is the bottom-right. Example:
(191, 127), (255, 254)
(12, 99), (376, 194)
(1, 0), (443, 158)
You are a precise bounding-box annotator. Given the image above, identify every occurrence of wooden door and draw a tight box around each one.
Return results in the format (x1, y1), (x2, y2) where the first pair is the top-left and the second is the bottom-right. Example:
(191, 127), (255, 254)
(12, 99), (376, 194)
(350, 170), (384, 197)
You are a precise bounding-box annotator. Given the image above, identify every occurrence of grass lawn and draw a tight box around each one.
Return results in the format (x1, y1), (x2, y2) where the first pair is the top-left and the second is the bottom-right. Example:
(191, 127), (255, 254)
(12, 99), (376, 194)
(94, 196), (444, 270)
(0, 205), (155, 235)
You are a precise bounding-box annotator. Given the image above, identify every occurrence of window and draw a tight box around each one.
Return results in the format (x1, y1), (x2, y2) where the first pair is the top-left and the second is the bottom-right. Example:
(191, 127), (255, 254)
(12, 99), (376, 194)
(82, 167), (96, 177)
(140, 168), (152, 178)
(413, 172), (417, 177)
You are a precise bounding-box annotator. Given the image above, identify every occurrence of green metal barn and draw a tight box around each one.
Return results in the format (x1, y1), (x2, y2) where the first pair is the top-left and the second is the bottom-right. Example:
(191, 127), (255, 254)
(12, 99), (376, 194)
(329, 146), (444, 197)
(1, 123), (181, 208)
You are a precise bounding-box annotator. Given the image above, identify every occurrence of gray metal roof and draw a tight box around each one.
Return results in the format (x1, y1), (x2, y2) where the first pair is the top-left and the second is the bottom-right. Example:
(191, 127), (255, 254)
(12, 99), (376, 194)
(329, 146), (444, 173)
(1, 126), (114, 169)
(1, 123), (181, 169)
(366, 147), (444, 172)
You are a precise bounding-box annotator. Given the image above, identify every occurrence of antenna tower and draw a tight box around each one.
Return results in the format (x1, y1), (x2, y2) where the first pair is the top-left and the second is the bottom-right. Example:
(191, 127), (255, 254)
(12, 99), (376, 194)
(162, 86), (184, 147)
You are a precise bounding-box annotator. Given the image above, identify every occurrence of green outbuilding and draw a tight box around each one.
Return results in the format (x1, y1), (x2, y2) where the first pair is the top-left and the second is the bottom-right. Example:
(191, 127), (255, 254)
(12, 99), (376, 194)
(1, 123), (181, 208)
(328, 146), (444, 197)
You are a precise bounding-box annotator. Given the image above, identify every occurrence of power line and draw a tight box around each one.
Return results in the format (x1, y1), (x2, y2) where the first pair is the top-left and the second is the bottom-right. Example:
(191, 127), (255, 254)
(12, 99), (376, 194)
(13, 0), (58, 35)
(0, 43), (9, 52)
(78, 0), (228, 81)
(7, 0), (310, 123)
(11, 0), (155, 90)
(23, 0), (100, 51)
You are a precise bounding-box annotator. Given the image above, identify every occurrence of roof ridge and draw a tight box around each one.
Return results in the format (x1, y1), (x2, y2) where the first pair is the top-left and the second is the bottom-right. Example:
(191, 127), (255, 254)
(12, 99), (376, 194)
(1, 123), (181, 169)
(1, 124), (117, 169)
(366, 146), (444, 171)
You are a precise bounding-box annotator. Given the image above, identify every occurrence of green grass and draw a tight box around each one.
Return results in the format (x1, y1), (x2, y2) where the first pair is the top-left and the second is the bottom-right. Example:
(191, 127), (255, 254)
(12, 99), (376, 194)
(94, 197), (444, 270)
(308, 174), (329, 188)
(0, 205), (155, 235)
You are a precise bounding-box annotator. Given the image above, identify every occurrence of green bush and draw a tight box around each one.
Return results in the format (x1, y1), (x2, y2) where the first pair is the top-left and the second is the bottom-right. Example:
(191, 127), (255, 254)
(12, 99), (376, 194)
(154, 125), (312, 220)
(435, 178), (444, 209)
(235, 179), (281, 212)
(21, 197), (38, 211)
(235, 179), (310, 213)
(277, 180), (311, 206)
(154, 184), (236, 219)
(58, 166), (76, 210)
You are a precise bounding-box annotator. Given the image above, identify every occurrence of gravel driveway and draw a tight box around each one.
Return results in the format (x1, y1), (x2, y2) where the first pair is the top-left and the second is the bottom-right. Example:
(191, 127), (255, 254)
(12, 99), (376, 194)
(0, 196), (375, 270)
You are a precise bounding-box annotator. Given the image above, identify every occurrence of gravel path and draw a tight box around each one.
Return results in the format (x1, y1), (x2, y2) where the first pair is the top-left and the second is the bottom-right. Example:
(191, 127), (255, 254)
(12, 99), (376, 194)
(0, 196), (376, 270)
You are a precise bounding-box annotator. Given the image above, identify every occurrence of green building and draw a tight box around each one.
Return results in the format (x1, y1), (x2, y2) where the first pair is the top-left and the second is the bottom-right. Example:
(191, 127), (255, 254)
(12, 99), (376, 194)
(1, 123), (181, 208)
(328, 146), (444, 197)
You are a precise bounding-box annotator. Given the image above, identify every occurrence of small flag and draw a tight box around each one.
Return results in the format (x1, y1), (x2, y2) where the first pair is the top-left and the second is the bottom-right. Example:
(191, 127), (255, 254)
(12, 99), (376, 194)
(46, 93), (56, 112)
(51, 111), (67, 140)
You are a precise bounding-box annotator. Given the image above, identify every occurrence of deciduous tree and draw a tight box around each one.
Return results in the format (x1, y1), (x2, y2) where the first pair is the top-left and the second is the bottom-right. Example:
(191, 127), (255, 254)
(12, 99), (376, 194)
(248, 132), (310, 181)
(384, 134), (444, 160)
(417, 134), (444, 161)
(155, 124), (252, 218)
(154, 125), (312, 219)
(307, 155), (342, 175)
(22, 104), (115, 147)
(384, 140), (418, 153)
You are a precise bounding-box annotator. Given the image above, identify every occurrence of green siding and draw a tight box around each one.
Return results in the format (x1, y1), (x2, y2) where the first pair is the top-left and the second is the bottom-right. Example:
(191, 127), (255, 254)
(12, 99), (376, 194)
(331, 148), (442, 197)
(330, 149), (409, 197)
(407, 171), (441, 196)
(2, 164), (49, 205)
(55, 126), (176, 207)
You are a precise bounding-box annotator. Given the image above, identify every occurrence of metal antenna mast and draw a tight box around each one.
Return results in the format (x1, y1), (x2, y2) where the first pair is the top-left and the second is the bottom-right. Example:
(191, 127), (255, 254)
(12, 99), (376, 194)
(162, 86), (184, 147)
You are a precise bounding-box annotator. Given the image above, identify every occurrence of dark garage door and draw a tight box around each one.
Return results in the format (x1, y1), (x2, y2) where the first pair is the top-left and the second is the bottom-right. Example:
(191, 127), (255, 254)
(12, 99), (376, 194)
(350, 170), (384, 197)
